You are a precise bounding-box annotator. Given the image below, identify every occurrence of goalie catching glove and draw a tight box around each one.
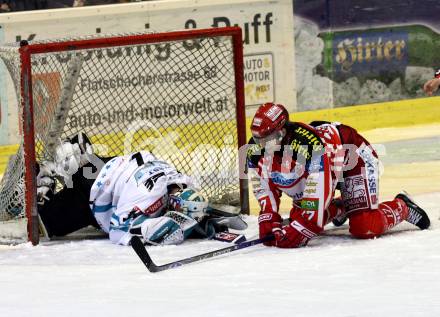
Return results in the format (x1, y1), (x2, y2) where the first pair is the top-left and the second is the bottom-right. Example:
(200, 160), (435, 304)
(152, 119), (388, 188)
(55, 132), (94, 181)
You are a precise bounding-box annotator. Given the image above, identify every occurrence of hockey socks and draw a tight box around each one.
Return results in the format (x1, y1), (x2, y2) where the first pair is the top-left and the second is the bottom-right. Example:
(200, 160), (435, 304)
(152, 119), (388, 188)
(349, 198), (409, 239)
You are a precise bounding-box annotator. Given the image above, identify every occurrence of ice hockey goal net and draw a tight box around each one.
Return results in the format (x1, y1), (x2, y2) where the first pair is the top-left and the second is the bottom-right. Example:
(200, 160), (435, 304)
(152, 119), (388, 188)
(0, 27), (247, 245)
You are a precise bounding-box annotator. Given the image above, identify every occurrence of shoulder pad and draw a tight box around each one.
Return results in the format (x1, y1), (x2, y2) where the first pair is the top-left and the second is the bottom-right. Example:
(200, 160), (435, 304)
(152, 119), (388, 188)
(288, 123), (324, 161)
(246, 138), (264, 168)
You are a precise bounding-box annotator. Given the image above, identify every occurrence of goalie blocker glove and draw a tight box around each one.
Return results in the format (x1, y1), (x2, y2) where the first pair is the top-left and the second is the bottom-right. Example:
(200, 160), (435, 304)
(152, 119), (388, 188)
(36, 161), (56, 205)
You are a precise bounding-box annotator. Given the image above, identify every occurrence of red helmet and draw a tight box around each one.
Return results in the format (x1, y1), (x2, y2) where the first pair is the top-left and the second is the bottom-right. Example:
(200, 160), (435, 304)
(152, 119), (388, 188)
(251, 103), (289, 138)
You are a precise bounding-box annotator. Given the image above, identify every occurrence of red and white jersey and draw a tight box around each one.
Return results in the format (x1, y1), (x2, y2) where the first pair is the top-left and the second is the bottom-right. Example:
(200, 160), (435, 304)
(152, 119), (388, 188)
(247, 122), (344, 228)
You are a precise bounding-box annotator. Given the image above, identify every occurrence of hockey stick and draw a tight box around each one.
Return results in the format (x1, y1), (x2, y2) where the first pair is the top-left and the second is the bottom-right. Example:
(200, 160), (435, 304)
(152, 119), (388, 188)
(44, 55), (84, 158)
(131, 234), (273, 273)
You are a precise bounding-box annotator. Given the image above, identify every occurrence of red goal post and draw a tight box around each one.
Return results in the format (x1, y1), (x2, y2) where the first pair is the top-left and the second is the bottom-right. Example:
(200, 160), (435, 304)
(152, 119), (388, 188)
(0, 27), (248, 245)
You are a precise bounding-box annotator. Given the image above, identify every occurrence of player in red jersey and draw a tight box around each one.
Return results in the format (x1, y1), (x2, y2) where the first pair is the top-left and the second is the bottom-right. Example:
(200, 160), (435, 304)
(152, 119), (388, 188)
(247, 102), (430, 248)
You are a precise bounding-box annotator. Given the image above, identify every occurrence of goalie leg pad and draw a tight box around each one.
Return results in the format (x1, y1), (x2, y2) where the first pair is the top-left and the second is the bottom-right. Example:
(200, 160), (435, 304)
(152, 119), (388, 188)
(138, 217), (183, 245)
(163, 210), (198, 238)
(130, 213), (197, 246)
(128, 211), (198, 245)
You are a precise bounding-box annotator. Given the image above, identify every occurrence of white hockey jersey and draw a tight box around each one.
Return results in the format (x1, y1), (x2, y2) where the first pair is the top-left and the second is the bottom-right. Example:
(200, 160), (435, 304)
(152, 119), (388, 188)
(89, 151), (194, 245)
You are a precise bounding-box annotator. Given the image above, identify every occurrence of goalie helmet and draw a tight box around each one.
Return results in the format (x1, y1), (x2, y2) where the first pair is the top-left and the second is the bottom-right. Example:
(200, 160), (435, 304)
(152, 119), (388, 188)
(169, 188), (209, 222)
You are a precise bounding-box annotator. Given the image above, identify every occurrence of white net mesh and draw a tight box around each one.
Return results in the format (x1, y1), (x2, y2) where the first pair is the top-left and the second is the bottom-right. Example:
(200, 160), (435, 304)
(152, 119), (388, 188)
(0, 29), (245, 242)
(0, 47), (24, 222)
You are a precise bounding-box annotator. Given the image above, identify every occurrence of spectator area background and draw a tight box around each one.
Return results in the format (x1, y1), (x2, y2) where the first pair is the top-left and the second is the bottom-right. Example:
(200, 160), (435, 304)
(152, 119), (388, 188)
(2, 0), (440, 110)
(294, 0), (440, 110)
(0, 0), (295, 146)
(0, 0), (133, 11)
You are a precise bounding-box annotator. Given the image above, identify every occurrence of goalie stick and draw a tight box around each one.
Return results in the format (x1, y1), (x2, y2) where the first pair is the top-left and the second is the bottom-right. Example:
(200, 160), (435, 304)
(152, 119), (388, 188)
(131, 234), (273, 273)
(44, 55), (84, 159)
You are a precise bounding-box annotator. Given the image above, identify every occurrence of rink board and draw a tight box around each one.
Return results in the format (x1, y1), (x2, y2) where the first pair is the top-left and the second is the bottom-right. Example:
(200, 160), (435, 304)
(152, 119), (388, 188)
(2, 96), (440, 173)
(243, 96), (440, 138)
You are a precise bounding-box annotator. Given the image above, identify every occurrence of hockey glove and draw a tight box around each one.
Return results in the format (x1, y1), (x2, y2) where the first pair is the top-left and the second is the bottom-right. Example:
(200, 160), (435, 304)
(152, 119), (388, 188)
(55, 132), (93, 181)
(275, 212), (321, 248)
(258, 212), (282, 246)
(36, 161), (56, 205)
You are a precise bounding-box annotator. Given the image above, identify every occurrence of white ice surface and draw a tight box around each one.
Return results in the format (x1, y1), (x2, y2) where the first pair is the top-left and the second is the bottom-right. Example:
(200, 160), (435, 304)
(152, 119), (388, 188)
(0, 192), (439, 317)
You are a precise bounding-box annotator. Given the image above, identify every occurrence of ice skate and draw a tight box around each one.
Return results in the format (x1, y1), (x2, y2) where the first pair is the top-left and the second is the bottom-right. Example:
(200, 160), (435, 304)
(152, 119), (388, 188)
(396, 192), (430, 230)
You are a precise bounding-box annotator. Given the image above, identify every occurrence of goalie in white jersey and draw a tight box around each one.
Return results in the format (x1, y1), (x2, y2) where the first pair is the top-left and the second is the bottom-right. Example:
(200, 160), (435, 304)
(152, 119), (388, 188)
(36, 133), (226, 246)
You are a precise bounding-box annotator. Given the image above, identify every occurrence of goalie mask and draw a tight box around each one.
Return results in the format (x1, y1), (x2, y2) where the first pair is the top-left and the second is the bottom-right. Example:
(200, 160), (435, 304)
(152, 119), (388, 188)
(169, 188), (209, 222)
